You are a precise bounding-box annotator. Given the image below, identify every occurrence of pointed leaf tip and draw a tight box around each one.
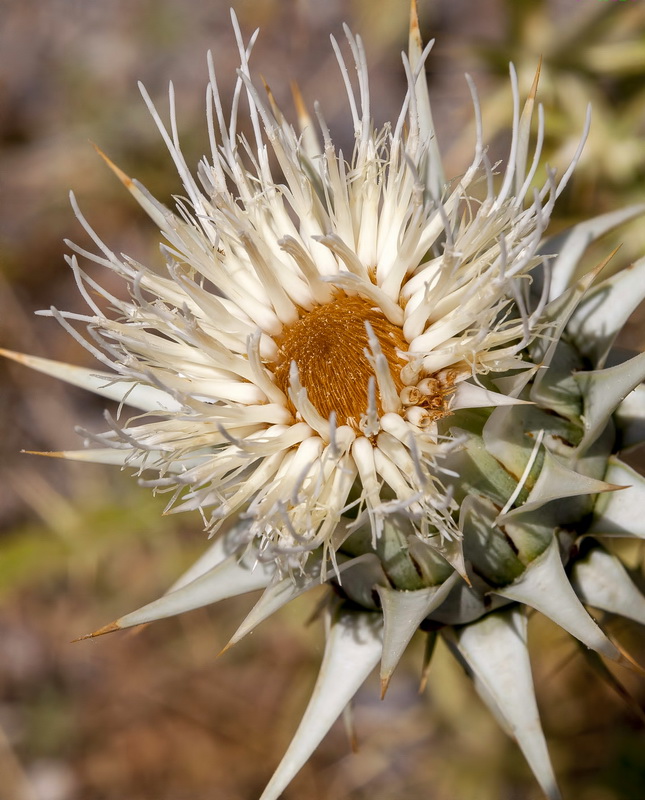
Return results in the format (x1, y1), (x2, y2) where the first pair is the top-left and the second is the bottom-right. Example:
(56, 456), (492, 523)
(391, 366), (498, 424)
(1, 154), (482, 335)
(259, 610), (382, 800)
(112, 551), (275, 632)
(290, 81), (307, 118)
(409, 0), (421, 42)
(590, 456), (645, 539)
(1, 348), (181, 412)
(529, 56), (542, 101)
(571, 544), (645, 626)
(21, 450), (66, 458)
(614, 648), (645, 677)
(216, 640), (234, 660)
(376, 574), (459, 689)
(92, 142), (134, 189)
(444, 608), (562, 800)
(73, 620), (121, 642)
(496, 536), (621, 663)
(1, 347), (25, 364)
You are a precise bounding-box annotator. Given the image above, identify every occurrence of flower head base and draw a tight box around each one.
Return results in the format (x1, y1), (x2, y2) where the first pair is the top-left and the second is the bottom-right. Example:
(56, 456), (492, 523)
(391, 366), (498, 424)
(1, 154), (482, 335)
(5, 3), (645, 799)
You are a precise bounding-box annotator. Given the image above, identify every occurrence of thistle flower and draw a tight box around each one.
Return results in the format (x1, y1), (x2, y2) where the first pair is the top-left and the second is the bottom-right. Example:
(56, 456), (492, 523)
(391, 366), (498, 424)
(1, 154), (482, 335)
(4, 4), (645, 799)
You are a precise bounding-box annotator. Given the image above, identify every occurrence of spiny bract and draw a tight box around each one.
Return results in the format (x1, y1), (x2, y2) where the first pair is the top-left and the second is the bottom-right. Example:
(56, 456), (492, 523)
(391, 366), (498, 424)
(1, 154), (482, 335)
(5, 4), (645, 799)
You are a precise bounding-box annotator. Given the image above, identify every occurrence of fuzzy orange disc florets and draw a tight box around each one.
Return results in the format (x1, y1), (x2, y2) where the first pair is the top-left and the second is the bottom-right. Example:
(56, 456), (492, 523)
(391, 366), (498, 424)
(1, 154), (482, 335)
(274, 294), (408, 429)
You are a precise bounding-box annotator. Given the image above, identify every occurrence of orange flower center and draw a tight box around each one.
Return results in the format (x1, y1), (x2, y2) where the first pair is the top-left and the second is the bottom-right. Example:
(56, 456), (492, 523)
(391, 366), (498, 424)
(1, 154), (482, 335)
(274, 295), (407, 429)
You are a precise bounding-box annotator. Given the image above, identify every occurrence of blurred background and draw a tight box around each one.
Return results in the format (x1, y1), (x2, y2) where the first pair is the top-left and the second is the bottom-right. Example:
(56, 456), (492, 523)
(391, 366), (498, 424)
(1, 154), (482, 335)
(1, 0), (644, 798)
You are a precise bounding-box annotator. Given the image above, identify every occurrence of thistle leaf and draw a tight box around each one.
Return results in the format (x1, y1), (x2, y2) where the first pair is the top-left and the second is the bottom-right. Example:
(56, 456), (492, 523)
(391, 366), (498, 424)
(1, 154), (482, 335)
(590, 456), (645, 539)
(492, 365), (539, 398)
(499, 449), (621, 521)
(566, 256), (645, 369)
(529, 338), (584, 422)
(571, 544), (645, 625)
(460, 494), (525, 587)
(529, 264), (600, 367)
(408, 0), (443, 197)
(614, 384), (645, 451)
(494, 536), (621, 662)
(23, 447), (203, 474)
(541, 204), (645, 301)
(450, 381), (532, 411)
(78, 550), (275, 638)
(224, 551), (364, 650)
(574, 351), (645, 455)
(426, 580), (512, 626)
(337, 553), (391, 609)
(119, 551), (275, 628)
(443, 608), (562, 800)
(376, 572), (460, 694)
(259, 608), (383, 800)
(0, 348), (181, 413)
(452, 430), (518, 508)
(167, 524), (252, 592)
(482, 405), (581, 483)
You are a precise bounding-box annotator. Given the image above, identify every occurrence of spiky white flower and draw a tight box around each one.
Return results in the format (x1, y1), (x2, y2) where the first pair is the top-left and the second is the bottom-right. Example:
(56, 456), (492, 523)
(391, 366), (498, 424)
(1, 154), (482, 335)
(5, 4), (645, 799)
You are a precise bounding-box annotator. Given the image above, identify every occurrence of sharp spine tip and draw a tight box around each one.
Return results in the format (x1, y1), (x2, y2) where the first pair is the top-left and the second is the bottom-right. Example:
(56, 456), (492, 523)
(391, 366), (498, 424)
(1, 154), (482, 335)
(92, 143), (134, 188)
(73, 620), (121, 642)
(21, 450), (65, 458)
(216, 641), (233, 659)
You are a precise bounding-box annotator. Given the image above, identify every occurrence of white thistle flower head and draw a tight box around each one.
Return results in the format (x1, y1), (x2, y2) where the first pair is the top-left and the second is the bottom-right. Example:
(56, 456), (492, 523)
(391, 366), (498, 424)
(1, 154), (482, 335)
(5, 3), (645, 799)
(36, 12), (566, 563)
